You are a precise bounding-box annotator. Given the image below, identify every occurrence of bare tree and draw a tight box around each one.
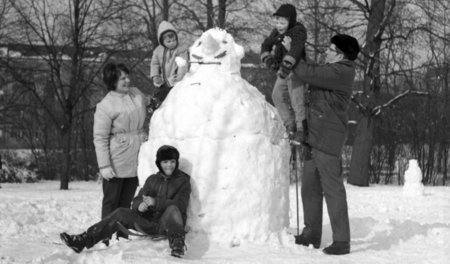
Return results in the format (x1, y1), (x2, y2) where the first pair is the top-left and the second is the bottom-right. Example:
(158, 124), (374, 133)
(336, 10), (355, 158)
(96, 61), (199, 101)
(4, 0), (129, 189)
(171, 0), (251, 37)
(345, 0), (397, 186)
(128, 0), (173, 46)
(346, 0), (449, 186)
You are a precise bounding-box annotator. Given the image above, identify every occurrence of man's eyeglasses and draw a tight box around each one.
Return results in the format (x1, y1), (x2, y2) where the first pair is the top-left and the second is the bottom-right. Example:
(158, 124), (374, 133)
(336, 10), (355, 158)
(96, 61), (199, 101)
(327, 46), (339, 54)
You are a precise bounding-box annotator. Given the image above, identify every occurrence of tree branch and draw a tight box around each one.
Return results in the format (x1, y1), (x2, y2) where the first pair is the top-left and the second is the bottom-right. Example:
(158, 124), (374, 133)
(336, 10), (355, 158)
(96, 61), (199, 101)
(371, 90), (429, 116)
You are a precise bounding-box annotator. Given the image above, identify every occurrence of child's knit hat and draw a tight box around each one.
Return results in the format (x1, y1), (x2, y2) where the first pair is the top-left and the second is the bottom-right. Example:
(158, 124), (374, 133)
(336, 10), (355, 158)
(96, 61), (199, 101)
(273, 4), (297, 29)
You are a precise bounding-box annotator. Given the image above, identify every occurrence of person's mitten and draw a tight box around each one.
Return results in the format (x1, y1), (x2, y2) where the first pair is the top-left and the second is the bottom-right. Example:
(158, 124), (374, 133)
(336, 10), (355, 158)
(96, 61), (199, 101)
(152, 76), (164, 88)
(263, 55), (279, 71)
(278, 59), (294, 79)
(146, 96), (161, 114)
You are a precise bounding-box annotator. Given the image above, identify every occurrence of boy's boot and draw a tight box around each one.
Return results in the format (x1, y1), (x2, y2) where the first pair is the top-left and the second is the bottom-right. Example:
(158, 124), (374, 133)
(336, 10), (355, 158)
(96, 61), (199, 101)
(169, 233), (186, 258)
(60, 232), (88, 253)
(289, 130), (305, 146)
(323, 241), (350, 255)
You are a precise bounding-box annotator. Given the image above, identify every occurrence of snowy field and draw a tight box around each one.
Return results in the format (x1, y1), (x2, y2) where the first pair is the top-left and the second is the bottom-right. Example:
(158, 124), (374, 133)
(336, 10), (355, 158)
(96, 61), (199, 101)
(0, 181), (449, 264)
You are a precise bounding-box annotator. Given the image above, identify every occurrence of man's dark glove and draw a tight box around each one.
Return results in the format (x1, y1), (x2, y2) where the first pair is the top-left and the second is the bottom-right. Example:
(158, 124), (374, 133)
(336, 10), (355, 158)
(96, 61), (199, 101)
(278, 60), (294, 79)
(263, 55), (279, 71)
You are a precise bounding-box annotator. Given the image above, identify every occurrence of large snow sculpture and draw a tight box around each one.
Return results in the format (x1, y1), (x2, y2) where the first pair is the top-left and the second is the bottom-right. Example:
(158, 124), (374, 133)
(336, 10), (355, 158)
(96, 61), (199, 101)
(138, 28), (290, 244)
(403, 159), (425, 196)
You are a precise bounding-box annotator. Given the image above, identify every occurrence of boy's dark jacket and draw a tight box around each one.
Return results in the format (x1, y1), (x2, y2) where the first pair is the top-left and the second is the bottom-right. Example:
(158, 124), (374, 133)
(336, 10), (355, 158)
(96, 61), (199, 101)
(131, 169), (191, 224)
(260, 22), (307, 69)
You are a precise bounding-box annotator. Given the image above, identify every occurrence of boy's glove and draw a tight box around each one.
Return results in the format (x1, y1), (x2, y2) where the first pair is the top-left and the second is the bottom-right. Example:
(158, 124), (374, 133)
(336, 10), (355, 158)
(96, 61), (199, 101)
(263, 55), (279, 71)
(152, 76), (164, 88)
(278, 60), (294, 79)
(138, 195), (155, 212)
(138, 202), (149, 212)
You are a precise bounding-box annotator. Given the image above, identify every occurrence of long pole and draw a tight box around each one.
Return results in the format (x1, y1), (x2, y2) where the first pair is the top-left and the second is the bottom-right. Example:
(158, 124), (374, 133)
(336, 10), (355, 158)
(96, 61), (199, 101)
(293, 147), (300, 236)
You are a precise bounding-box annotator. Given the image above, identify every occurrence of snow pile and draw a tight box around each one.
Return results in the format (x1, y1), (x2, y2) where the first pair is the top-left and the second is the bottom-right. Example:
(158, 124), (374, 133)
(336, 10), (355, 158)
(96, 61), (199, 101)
(1, 182), (450, 263)
(403, 159), (425, 196)
(138, 28), (290, 245)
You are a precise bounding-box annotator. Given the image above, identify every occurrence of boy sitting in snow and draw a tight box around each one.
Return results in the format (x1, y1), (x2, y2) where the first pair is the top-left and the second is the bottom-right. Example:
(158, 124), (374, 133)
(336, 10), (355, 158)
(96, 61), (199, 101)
(60, 145), (191, 258)
(260, 4), (307, 145)
(151, 20), (188, 105)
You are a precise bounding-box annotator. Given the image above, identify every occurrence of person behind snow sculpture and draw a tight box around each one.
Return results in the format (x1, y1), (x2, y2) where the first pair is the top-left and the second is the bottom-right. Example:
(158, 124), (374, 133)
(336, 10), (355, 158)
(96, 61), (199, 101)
(60, 145), (191, 258)
(286, 34), (360, 255)
(150, 20), (188, 106)
(93, 62), (147, 243)
(260, 3), (307, 145)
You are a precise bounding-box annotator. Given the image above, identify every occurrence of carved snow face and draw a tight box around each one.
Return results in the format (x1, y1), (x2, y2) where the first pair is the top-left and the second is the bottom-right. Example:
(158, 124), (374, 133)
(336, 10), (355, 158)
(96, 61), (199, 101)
(189, 28), (244, 74)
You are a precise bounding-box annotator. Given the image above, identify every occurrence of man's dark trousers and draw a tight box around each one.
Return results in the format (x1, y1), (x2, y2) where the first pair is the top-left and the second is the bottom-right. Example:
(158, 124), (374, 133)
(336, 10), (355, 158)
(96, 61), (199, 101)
(301, 147), (350, 243)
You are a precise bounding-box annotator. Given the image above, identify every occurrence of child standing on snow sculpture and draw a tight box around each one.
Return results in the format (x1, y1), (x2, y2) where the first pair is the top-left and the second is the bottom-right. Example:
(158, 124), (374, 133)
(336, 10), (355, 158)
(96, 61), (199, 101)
(60, 145), (191, 258)
(260, 3), (307, 145)
(151, 20), (188, 105)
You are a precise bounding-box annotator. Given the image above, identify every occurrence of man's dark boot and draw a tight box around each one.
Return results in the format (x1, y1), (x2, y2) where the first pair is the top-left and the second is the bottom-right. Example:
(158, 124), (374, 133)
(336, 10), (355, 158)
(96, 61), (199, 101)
(323, 241), (350, 255)
(295, 234), (321, 249)
(60, 232), (88, 253)
(169, 233), (186, 258)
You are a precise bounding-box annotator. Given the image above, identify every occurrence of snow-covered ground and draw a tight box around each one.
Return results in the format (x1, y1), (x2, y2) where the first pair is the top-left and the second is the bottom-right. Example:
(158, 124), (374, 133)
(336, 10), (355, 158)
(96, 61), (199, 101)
(0, 181), (449, 264)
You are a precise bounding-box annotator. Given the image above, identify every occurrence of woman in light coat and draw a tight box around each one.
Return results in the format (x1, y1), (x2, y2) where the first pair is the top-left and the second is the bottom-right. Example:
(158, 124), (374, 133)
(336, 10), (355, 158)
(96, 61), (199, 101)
(93, 62), (147, 228)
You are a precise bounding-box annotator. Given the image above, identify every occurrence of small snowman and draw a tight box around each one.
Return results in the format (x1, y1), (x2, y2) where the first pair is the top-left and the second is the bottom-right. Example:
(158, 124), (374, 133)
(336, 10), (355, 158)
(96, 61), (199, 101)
(402, 159), (424, 196)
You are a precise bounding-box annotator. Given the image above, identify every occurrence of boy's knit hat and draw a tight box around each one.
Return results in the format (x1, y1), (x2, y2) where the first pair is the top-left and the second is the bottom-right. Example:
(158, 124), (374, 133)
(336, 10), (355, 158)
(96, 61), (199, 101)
(330, 34), (360, 61)
(273, 4), (297, 29)
(155, 145), (180, 173)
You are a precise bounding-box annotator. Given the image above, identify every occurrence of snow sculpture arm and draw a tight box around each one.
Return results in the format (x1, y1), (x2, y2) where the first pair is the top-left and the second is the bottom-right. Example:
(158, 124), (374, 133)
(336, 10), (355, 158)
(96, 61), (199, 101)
(174, 51), (189, 83)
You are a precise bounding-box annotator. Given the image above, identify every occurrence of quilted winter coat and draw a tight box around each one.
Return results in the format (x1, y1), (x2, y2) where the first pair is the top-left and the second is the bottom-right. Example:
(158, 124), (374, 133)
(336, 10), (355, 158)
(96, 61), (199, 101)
(93, 87), (147, 178)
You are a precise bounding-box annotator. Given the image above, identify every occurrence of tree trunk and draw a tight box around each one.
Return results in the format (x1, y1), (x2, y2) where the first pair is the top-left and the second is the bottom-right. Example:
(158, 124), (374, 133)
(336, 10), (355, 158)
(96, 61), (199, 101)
(162, 0), (169, 21)
(443, 144), (448, 186)
(385, 140), (396, 184)
(80, 115), (90, 181)
(218, 0), (226, 28)
(60, 122), (72, 190)
(313, 0), (320, 62)
(348, 116), (373, 186)
(348, 0), (388, 186)
(206, 0), (214, 29)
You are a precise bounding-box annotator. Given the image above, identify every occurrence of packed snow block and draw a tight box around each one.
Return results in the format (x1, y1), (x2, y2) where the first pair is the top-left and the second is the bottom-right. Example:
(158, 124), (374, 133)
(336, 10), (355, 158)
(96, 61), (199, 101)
(403, 159), (424, 196)
(138, 28), (290, 244)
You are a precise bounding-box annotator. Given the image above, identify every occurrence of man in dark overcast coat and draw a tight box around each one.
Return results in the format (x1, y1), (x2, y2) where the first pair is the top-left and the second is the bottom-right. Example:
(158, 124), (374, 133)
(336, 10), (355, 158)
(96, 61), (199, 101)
(284, 34), (360, 255)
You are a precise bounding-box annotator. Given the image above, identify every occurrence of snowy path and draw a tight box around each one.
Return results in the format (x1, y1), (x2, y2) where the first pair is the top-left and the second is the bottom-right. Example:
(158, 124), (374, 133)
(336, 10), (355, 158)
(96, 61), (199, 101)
(0, 181), (449, 264)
